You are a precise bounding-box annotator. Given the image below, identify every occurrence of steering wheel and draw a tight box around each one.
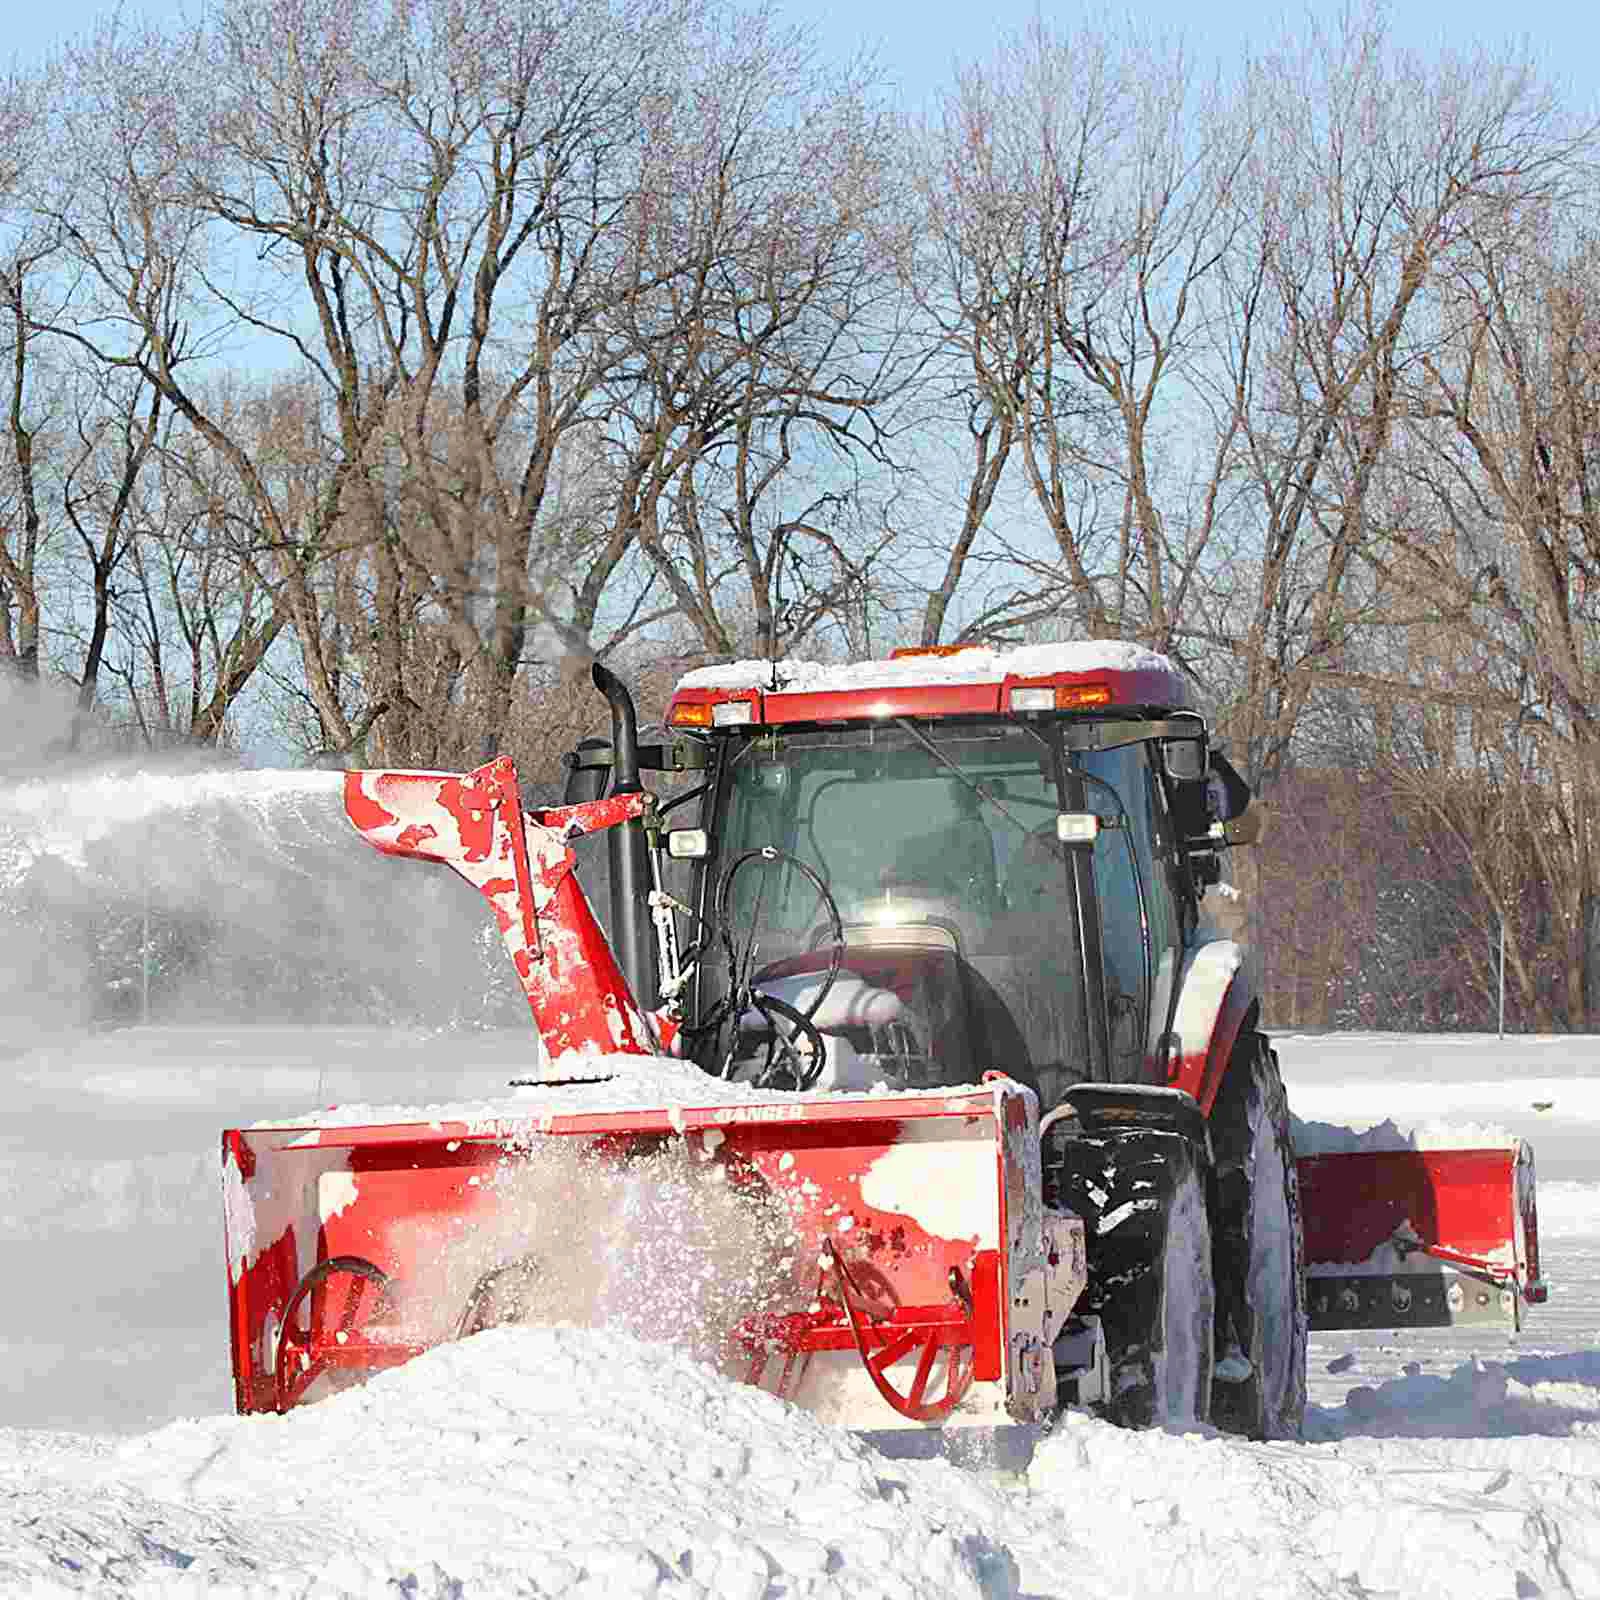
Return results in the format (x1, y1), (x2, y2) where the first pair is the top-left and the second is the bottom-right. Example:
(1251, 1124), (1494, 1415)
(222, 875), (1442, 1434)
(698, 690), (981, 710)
(707, 847), (844, 1088)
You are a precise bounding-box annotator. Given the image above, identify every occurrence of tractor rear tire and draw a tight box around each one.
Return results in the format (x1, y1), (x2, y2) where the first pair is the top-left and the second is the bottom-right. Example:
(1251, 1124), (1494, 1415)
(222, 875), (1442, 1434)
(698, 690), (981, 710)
(1209, 1031), (1307, 1440)
(1047, 1126), (1215, 1429)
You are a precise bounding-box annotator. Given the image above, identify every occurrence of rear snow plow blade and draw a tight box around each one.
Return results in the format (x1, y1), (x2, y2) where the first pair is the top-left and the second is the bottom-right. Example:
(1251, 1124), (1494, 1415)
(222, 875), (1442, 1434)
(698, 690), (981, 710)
(1297, 1142), (1543, 1331)
(222, 1080), (1086, 1429)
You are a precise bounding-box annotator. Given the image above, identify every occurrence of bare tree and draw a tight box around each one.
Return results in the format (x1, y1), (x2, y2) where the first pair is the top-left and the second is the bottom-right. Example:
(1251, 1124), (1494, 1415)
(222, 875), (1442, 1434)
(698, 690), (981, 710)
(0, 63), (55, 682)
(584, 14), (906, 662)
(52, 363), (165, 731)
(1211, 8), (1585, 784)
(909, 17), (1255, 648)
(0, 239), (50, 681)
(1360, 224), (1600, 1024)
(26, 1), (747, 760)
(89, 402), (293, 746)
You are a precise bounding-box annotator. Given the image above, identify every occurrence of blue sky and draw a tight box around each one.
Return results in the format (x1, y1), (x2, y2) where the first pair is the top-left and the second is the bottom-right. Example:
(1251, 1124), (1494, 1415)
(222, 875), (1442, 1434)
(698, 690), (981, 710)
(10, 0), (1598, 112)
(794, 0), (1595, 112)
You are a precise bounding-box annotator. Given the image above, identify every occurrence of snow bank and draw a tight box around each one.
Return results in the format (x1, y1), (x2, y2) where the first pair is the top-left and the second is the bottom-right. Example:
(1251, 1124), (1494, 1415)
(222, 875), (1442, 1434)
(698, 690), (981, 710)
(1028, 1393), (1600, 1596)
(2, 1327), (1021, 1599)
(12, 1324), (1600, 1599)
(1311, 1351), (1600, 1441)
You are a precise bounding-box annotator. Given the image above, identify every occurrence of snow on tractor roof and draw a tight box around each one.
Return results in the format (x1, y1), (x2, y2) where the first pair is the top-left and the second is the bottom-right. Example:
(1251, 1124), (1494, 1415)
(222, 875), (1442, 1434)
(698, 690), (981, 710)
(675, 640), (1191, 702)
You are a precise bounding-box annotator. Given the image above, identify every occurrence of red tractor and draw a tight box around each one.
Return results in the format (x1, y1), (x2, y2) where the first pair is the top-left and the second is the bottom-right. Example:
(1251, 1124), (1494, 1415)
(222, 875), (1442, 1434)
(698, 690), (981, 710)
(223, 644), (1541, 1441)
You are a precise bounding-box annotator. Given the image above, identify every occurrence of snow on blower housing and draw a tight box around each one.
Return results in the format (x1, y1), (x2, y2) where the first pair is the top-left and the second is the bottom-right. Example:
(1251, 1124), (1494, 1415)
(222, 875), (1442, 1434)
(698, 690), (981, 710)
(221, 643), (1545, 1439)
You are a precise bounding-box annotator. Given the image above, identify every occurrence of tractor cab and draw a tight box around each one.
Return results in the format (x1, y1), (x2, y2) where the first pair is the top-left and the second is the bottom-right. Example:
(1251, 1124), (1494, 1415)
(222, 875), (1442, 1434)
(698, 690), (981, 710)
(594, 646), (1253, 1111)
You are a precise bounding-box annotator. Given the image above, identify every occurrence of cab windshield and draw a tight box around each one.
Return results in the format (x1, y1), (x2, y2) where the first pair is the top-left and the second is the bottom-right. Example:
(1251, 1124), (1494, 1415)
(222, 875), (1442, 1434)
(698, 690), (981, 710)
(699, 720), (1146, 1105)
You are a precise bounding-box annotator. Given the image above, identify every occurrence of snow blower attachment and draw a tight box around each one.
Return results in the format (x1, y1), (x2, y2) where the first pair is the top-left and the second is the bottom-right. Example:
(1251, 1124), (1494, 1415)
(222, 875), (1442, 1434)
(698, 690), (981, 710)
(1297, 1142), (1545, 1331)
(223, 1083), (1087, 1423)
(222, 645), (1543, 1436)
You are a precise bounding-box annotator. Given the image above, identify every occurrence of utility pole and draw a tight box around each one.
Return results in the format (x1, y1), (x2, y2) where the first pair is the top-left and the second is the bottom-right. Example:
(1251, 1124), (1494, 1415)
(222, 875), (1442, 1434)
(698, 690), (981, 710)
(141, 857), (150, 1026)
(1498, 913), (1506, 1040)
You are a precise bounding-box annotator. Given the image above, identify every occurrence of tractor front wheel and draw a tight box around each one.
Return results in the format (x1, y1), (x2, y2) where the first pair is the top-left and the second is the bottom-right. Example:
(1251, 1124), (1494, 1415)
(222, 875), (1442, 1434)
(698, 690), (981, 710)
(1048, 1126), (1215, 1429)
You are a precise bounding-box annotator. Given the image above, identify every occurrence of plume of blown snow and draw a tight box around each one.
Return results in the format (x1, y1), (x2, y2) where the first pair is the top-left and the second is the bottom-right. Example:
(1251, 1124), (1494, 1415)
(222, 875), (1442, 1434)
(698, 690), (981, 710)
(0, 680), (523, 1040)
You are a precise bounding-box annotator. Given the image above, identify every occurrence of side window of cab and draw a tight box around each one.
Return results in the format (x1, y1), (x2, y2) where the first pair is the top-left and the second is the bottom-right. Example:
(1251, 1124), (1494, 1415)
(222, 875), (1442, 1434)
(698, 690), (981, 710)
(1135, 748), (1186, 1066)
(1081, 742), (1187, 1080)
(1080, 745), (1148, 1079)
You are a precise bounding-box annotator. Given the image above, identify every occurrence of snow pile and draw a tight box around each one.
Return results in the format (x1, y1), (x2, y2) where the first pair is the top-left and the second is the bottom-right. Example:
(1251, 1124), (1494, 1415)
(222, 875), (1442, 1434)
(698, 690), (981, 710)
(1312, 1351), (1600, 1440)
(13, 1324), (1600, 1599)
(1027, 1401), (1600, 1596)
(2, 1328), (1021, 1599)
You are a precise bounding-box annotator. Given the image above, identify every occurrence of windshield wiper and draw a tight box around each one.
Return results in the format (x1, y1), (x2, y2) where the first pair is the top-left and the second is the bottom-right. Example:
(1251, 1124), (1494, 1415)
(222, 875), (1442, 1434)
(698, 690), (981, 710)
(890, 717), (1036, 835)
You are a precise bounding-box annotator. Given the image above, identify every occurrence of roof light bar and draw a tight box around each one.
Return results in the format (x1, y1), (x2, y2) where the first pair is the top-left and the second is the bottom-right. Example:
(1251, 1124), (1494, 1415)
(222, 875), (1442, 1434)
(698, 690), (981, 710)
(1009, 687), (1054, 712)
(1057, 683), (1112, 709)
(1007, 681), (1114, 713)
(890, 643), (983, 660)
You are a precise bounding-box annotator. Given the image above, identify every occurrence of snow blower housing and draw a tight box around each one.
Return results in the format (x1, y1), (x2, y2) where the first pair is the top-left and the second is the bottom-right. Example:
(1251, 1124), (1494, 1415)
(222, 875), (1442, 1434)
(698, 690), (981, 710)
(223, 643), (1543, 1438)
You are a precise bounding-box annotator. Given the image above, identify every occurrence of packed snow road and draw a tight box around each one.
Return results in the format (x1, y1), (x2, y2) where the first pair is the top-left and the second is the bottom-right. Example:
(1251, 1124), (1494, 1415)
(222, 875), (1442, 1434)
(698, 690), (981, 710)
(4, 1027), (1600, 1598)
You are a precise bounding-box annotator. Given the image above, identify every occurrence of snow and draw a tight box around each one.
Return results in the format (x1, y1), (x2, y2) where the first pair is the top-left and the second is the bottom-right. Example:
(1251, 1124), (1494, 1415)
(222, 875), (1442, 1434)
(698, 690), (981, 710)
(1293, 1114), (1524, 1153)
(676, 642), (1183, 696)
(9, 1027), (1600, 1597)
(249, 1049), (997, 1133)
(244, 1051), (801, 1130)
(5, 1328), (1020, 1598)
(857, 1124), (999, 1249)
(0, 768), (343, 872)
(1165, 939), (1243, 1063)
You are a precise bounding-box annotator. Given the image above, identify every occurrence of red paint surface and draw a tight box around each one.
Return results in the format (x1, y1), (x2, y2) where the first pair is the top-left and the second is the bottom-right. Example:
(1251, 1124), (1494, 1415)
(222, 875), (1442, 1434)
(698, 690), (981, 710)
(1154, 965), (1255, 1117)
(342, 775), (397, 835)
(341, 759), (652, 1058)
(1297, 1145), (1531, 1286)
(224, 1087), (1035, 1423)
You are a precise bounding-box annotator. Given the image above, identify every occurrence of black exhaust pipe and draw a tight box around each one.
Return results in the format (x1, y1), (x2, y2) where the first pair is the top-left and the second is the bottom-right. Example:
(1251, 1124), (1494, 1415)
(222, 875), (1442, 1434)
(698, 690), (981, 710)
(591, 662), (657, 1010)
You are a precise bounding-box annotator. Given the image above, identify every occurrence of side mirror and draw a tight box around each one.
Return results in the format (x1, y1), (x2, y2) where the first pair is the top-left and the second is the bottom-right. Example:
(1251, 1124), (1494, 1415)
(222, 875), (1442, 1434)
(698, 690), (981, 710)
(1206, 750), (1252, 823)
(561, 737), (611, 806)
(1161, 738), (1207, 783)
